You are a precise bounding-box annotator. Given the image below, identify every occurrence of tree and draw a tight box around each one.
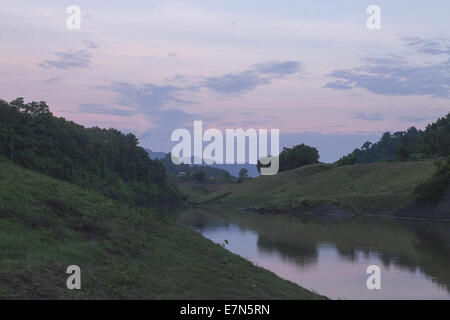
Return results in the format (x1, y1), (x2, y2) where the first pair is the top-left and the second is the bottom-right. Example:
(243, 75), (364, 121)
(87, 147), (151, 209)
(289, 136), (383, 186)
(193, 170), (206, 183)
(257, 144), (319, 173)
(237, 168), (248, 183)
(281, 144), (319, 172)
(362, 141), (372, 150)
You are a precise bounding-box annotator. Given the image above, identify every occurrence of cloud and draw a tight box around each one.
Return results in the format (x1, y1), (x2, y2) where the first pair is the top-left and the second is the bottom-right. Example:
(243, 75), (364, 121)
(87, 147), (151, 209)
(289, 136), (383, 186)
(42, 77), (61, 84)
(84, 60), (302, 149)
(104, 82), (195, 113)
(79, 103), (134, 117)
(396, 116), (429, 122)
(401, 36), (450, 56)
(324, 81), (352, 90)
(353, 112), (384, 121)
(39, 40), (98, 70)
(92, 82), (199, 149)
(202, 71), (270, 95)
(254, 61), (302, 76)
(39, 49), (92, 69)
(202, 60), (302, 95)
(325, 38), (450, 99)
(83, 40), (99, 49)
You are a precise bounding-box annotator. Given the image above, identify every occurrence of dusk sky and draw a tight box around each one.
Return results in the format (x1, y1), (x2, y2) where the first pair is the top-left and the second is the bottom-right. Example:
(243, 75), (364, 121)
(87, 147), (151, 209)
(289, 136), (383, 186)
(1, 0), (449, 162)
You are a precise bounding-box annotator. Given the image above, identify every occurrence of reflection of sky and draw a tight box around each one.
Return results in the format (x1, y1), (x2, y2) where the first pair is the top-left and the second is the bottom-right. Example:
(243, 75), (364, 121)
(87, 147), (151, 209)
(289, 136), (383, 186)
(1, 1), (450, 159)
(194, 223), (450, 300)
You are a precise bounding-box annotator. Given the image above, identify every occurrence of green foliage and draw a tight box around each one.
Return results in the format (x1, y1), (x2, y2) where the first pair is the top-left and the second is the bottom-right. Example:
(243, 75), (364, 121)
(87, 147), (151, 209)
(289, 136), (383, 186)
(258, 144), (319, 173)
(160, 153), (232, 179)
(415, 157), (450, 202)
(279, 144), (320, 171)
(237, 168), (248, 183)
(337, 154), (357, 166)
(422, 114), (450, 157)
(0, 98), (181, 206)
(193, 170), (206, 183)
(337, 113), (450, 165)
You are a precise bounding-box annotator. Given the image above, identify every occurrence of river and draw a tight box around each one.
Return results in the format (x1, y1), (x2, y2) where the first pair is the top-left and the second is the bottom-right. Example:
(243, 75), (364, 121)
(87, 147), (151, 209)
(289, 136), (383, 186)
(177, 208), (450, 300)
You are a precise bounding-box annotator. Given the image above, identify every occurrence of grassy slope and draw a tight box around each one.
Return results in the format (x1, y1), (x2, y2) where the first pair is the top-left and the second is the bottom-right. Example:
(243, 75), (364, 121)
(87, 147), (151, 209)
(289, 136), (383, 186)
(177, 179), (234, 203)
(197, 161), (436, 214)
(0, 158), (322, 299)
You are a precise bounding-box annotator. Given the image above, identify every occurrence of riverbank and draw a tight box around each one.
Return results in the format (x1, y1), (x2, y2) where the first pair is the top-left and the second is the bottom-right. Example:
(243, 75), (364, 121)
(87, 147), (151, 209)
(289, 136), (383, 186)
(0, 159), (323, 299)
(193, 161), (449, 218)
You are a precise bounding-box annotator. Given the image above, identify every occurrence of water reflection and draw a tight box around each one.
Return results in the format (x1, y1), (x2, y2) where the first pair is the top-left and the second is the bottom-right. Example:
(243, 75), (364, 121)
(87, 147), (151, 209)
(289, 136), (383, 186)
(178, 209), (450, 299)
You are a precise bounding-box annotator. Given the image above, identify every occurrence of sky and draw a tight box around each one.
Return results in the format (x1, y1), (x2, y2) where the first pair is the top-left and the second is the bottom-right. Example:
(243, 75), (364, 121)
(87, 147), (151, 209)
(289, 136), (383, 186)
(1, 0), (449, 162)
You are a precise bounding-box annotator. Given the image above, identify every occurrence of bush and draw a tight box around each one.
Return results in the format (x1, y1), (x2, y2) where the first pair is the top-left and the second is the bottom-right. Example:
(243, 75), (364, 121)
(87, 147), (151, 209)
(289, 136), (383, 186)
(193, 171), (206, 183)
(415, 158), (450, 202)
(237, 168), (248, 183)
(258, 144), (319, 173)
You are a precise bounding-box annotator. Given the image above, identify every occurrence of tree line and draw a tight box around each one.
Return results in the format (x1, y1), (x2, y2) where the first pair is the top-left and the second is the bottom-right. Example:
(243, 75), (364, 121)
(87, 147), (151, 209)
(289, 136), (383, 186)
(337, 113), (450, 165)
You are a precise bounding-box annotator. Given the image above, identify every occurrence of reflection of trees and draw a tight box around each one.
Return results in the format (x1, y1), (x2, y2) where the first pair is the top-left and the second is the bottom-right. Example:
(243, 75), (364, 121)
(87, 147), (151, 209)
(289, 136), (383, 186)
(257, 237), (319, 268)
(231, 213), (450, 294)
(177, 210), (231, 232)
(180, 209), (450, 294)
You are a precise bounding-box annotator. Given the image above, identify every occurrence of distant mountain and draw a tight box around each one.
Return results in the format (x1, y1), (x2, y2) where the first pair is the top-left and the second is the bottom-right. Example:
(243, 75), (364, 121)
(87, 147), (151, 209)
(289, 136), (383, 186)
(144, 148), (167, 160)
(144, 149), (259, 177)
(158, 154), (232, 179)
(211, 163), (259, 178)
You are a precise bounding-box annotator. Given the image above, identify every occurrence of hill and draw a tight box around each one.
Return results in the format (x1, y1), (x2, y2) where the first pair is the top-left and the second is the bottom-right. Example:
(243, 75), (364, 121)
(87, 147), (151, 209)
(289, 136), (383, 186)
(158, 153), (236, 180)
(196, 161), (441, 216)
(0, 157), (322, 299)
(145, 148), (166, 160)
(0, 98), (180, 206)
(148, 150), (260, 178)
(338, 112), (450, 164)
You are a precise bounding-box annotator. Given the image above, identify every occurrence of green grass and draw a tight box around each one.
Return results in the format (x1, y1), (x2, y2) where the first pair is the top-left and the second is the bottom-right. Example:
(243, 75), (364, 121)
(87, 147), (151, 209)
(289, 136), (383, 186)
(176, 179), (234, 203)
(197, 161), (436, 215)
(0, 158), (322, 299)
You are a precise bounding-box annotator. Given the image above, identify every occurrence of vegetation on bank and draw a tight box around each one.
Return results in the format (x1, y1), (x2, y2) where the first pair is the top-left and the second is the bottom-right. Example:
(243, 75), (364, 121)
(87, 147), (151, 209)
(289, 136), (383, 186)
(0, 98), (180, 206)
(196, 161), (437, 215)
(0, 158), (323, 299)
(415, 157), (450, 203)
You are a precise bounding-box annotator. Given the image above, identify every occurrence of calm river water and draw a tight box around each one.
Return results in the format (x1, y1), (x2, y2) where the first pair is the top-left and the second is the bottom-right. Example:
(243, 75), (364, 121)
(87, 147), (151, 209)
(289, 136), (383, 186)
(178, 209), (450, 300)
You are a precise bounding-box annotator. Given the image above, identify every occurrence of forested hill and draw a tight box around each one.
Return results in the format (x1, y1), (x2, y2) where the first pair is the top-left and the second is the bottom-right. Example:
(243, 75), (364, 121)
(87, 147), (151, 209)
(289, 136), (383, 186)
(0, 98), (180, 206)
(338, 112), (450, 165)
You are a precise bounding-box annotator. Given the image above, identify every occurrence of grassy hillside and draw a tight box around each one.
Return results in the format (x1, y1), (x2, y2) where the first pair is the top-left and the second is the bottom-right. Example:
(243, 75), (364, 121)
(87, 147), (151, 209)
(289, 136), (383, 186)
(0, 98), (180, 206)
(197, 161), (437, 215)
(0, 158), (322, 299)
